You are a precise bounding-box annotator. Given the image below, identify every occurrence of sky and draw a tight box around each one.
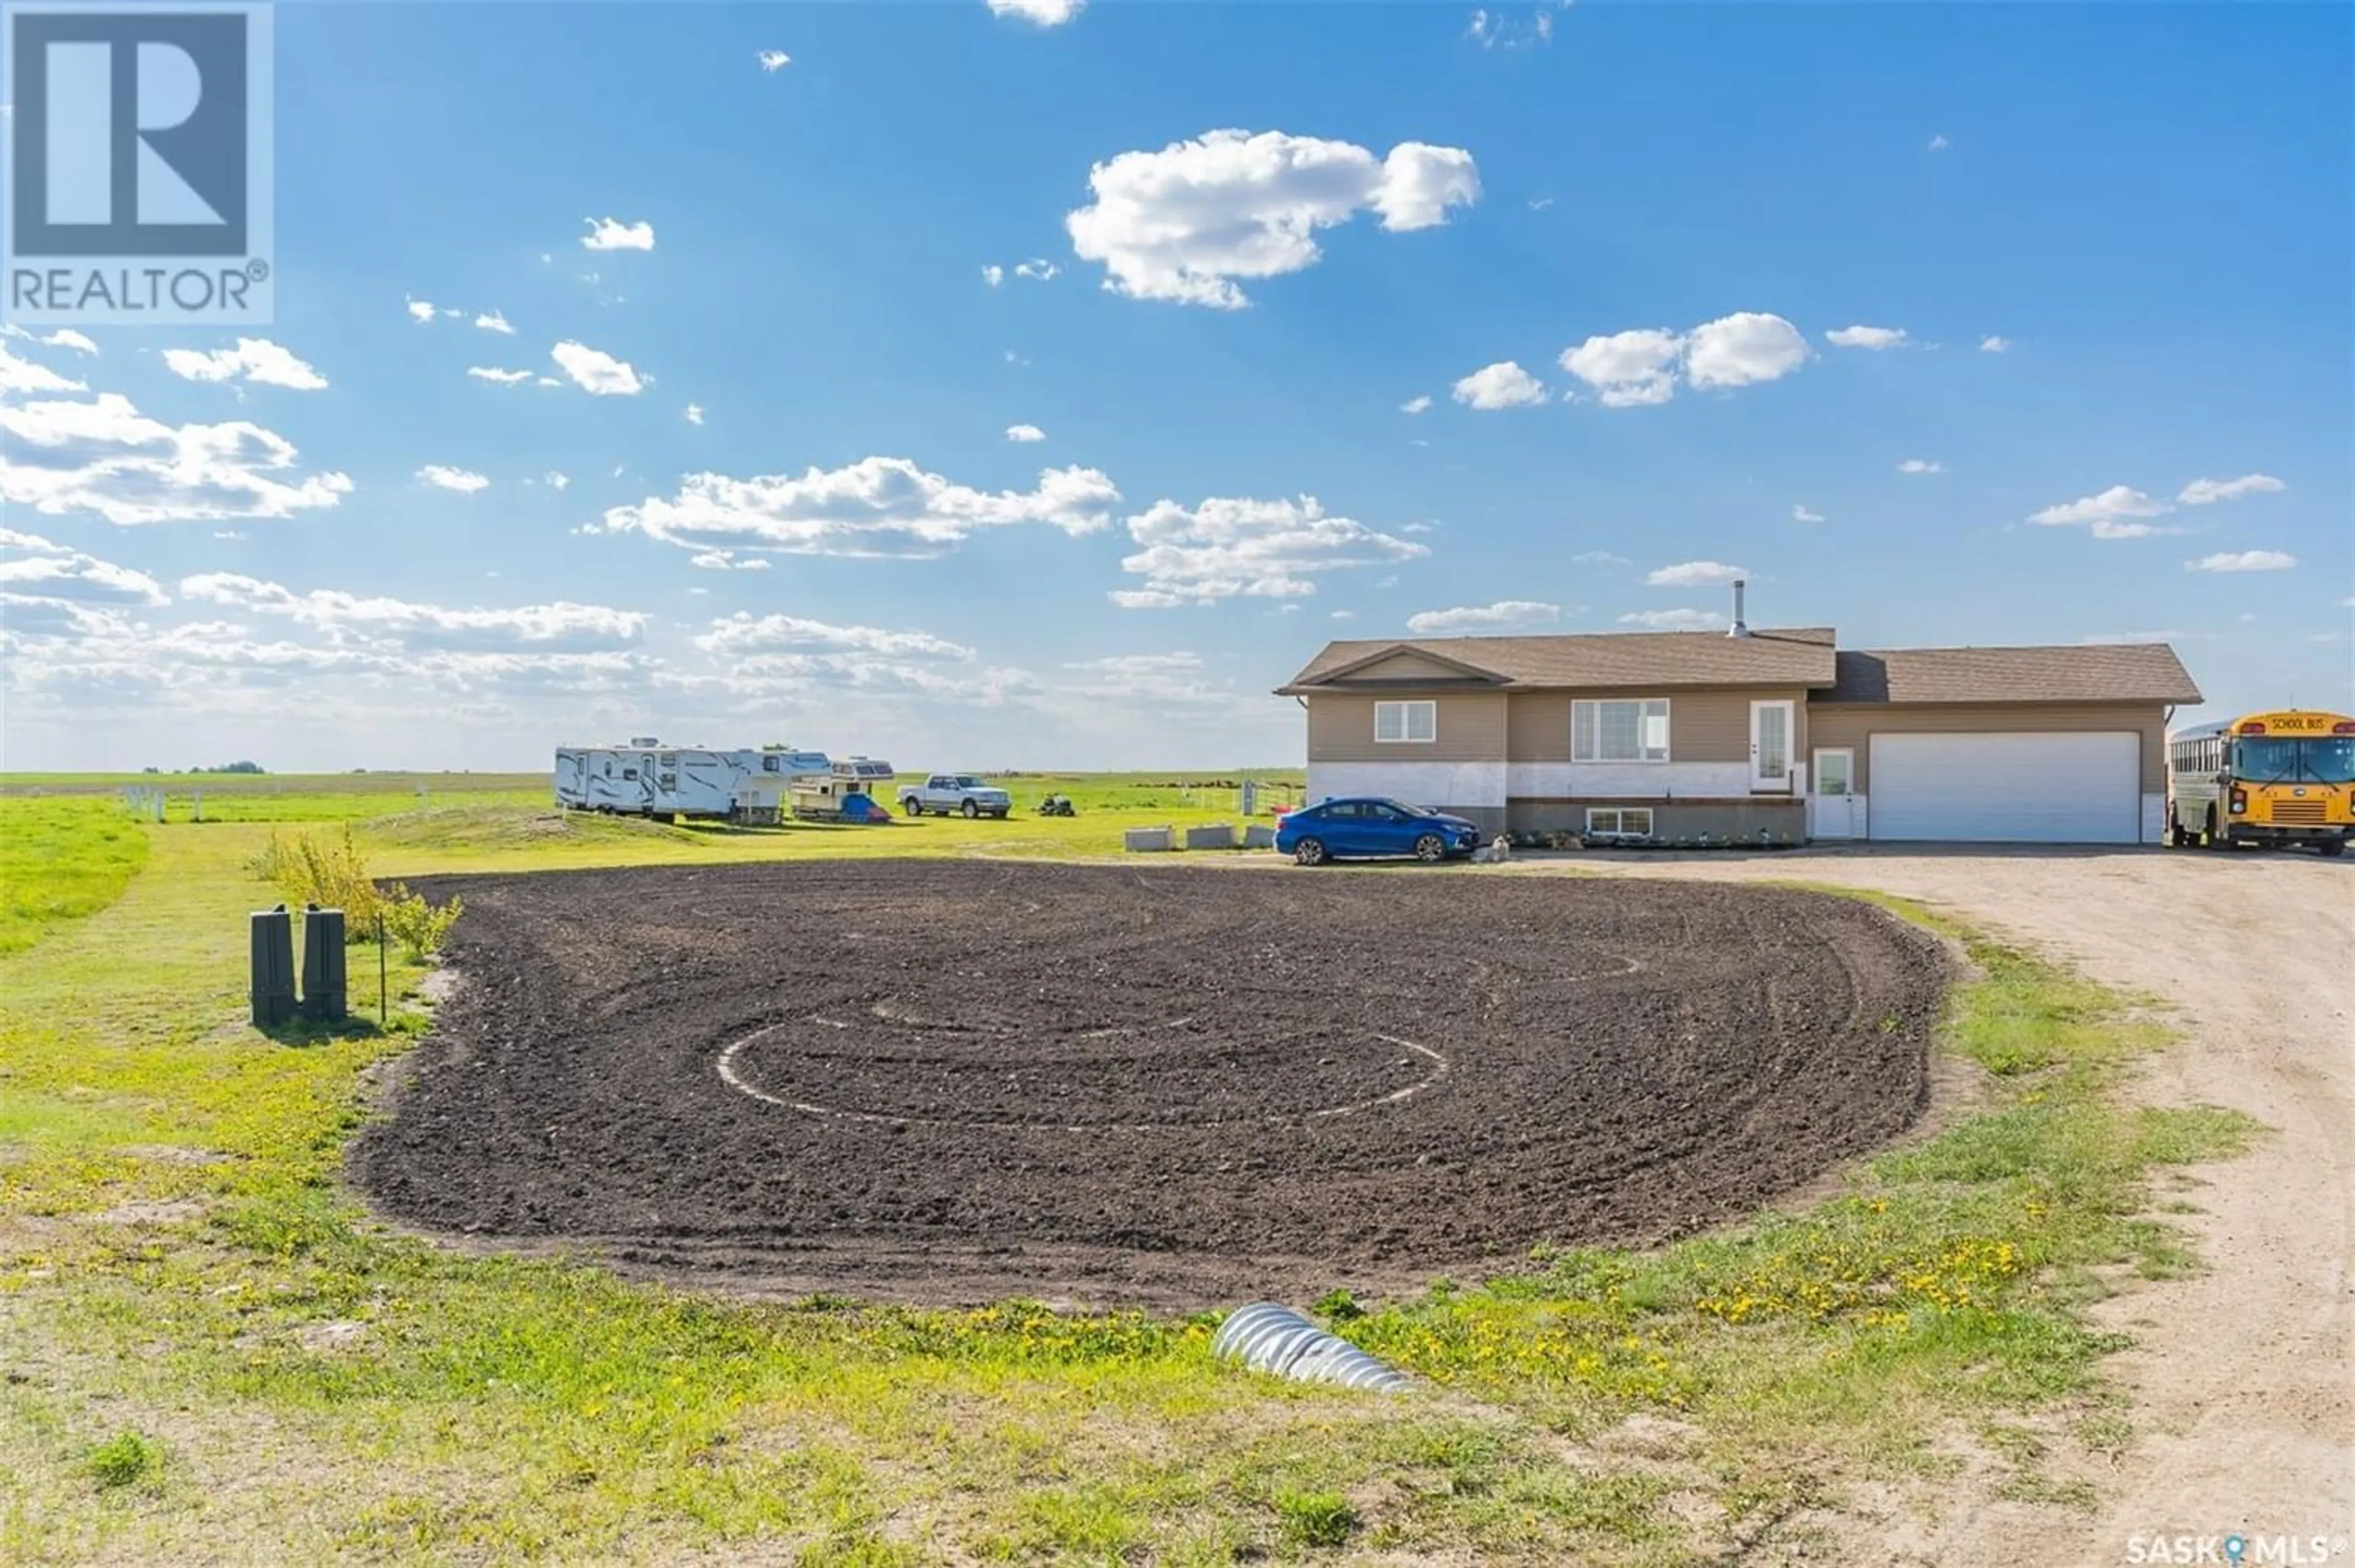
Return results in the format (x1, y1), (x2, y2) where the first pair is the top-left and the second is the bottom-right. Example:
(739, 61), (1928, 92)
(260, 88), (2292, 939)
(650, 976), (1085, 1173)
(2, 0), (2350, 773)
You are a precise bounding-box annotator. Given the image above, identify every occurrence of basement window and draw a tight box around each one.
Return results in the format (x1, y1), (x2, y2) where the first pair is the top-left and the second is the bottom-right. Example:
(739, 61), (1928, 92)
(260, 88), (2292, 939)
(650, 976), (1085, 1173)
(1572, 698), (1671, 763)
(1586, 807), (1654, 838)
(1374, 700), (1437, 744)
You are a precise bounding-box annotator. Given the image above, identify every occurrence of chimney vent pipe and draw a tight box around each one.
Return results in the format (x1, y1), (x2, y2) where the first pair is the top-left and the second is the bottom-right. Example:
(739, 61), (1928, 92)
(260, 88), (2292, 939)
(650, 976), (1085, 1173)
(1728, 579), (1752, 638)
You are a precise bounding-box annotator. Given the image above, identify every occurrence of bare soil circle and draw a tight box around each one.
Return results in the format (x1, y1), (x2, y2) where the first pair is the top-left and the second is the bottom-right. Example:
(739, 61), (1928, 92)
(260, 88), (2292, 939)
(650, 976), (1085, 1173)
(350, 861), (1945, 1308)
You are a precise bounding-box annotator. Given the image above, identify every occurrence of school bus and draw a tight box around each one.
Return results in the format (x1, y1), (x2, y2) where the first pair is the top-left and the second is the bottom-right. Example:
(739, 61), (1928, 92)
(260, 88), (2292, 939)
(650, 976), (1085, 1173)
(2166, 709), (2355, 856)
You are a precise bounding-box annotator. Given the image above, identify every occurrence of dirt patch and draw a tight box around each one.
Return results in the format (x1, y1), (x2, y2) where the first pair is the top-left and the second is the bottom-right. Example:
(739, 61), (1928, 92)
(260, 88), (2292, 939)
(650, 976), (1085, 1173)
(349, 862), (1944, 1309)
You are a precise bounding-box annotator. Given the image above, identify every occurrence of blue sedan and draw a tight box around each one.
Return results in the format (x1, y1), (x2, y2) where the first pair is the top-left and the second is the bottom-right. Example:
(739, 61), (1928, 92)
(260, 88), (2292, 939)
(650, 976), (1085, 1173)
(1275, 797), (1482, 865)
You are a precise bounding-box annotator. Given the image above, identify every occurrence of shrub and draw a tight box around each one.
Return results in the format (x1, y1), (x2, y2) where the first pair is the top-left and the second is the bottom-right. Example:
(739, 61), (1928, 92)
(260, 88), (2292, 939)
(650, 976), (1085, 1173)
(86, 1430), (161, 1491)
(380, 884), (463, 958)
(1273, 1490), (1358, 1549)
(250, 825), (381, 930)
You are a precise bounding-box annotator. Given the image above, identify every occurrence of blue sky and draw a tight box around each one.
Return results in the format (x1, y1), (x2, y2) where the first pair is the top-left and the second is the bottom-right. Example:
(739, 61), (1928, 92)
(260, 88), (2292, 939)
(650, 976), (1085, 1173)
(3, 0), (2349, 771)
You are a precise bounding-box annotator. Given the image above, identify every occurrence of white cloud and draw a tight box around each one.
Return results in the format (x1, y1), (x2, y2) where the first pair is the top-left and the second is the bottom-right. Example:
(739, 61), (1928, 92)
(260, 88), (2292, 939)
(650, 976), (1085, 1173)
(1644, 560), (1745, 588)
(0, 342), (86, 394)
(473, 310), (515, 335)
(1825, 324), (1910, 351)
(418, 465), (490, 494)
(1617, 608), (1728, 631)
(1005, 424), (1046, 442)
(2, 325), (98, 355)
(178, 572), (647, 649)
(1792, 504), (1825, 524)
(1399, 394), (1432, 415)
(1571, 549), (1630, 566)
(1066, 129), (1479, 308)
(1558, 328), (1680, 407)
(159, 337), (328, 391)
(2186, 550), (2297, 573)
(1928, 133), (1951, 152)
(0, 392), (353, 526)
(1451, 360), (1548, 410)
(987, 0), (1085, 25)
(1405, 599), (1560, 633)
(1897, 458), (1946, 475)
(685, 402), (706, 426)
(756, 49), (792, 71)
(2028, 484), (2166, 530)
(596, 457), (1120, 559)
(1014, 258), (1060, 282)
(1331, 610), (1355, 619)
(695, 613), (975, 660)
(551, 340), (645, 396)
(1979, 335), (2012, 353)
(1111, 494), (1428, 606)
(544, 471), (571, 491)
(2178, 473), (2286, 506)
(1466, 7), (1555, 48)
(981, 264), (1005, 287)
(686, 551), (773, 572)
(581, 216), (656, 252)
(0, 530), (169, 607)
(405, 297), (437, 324)
(1684, 312), (1811, 389)
(467, 367), (533, 385)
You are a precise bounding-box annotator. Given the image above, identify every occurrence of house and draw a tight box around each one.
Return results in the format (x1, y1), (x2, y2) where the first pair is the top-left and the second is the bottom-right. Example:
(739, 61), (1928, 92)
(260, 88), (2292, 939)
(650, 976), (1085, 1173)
(1276, 594), (2202, 846)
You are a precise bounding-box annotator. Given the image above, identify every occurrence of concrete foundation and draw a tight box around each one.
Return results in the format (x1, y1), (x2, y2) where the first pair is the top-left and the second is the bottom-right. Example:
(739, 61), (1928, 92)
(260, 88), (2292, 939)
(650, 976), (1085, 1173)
(1507, 800), (1806, 842)
(1124, 827), (1174, 852)
(1184, 824), (1237, 851)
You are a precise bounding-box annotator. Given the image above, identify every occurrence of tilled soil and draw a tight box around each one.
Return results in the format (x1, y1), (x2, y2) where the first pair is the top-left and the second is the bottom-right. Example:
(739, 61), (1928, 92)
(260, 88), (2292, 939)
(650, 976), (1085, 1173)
(350, 862), (1945, 1308)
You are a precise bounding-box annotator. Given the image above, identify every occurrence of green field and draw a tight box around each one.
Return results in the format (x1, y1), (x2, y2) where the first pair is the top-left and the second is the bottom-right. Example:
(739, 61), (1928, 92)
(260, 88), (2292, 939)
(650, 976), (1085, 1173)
(0, 774), (2257, 1562)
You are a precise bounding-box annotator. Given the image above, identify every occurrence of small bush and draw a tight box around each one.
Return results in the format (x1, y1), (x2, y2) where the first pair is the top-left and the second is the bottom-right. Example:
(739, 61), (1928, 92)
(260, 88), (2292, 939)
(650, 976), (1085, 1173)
(1274, 1490), (1358, 1549)
(1311, 1288), (1364, 1323)
(251, 825), (382, 931)
(380, 884), (463, 959)
(86, 1430), (161, 1491)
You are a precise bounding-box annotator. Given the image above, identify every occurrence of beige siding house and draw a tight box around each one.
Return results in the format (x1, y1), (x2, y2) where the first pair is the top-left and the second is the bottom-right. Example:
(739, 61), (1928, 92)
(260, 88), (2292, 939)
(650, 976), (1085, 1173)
(1279, 627), (2202, 845)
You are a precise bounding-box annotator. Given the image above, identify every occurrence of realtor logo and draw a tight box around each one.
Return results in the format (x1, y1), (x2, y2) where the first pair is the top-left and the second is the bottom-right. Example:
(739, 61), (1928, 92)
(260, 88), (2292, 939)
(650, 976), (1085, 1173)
(4, 2), (274, 324)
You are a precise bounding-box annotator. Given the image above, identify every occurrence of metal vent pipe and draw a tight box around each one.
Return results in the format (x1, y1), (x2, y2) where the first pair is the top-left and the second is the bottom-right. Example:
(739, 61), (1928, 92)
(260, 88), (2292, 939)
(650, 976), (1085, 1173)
(1211, 1302), (1411, 1394)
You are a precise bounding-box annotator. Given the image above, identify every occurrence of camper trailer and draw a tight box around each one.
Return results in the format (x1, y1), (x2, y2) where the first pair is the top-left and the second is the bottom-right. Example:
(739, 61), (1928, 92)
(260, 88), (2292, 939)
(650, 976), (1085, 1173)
(554, 741), (831, 822)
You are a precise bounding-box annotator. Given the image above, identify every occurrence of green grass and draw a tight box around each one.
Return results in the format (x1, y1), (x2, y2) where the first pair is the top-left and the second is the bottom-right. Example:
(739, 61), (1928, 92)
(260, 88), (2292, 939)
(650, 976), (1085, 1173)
(0, 779), (2264, 1562)
(0, 797), (150, 957)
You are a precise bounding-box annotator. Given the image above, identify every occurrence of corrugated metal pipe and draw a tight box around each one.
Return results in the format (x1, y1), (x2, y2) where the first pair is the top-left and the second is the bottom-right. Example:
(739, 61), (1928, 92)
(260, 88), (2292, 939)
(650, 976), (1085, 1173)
(1211, 1302), (1412, 1394)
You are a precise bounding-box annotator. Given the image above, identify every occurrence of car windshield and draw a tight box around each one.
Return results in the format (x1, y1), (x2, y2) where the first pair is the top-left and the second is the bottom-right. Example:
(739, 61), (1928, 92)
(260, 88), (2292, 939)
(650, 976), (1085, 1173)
(2237, 737), (2355, 785)
(954, 776), (984, 787)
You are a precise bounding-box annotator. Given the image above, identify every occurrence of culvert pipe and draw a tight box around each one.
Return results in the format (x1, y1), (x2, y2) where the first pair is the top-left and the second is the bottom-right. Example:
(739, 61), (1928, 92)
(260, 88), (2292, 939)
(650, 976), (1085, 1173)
(1211, 1302), (1411, 1394)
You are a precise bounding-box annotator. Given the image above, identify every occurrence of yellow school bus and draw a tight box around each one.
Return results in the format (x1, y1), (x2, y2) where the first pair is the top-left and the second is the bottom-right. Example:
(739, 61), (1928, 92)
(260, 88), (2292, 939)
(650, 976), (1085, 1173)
(2166, 709), (2355, 856)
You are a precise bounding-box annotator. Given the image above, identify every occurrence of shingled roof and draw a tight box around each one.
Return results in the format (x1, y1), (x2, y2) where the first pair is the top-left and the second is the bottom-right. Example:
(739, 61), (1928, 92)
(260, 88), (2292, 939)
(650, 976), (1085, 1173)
(1279, 627), (1839, 693)
(1823, 644), (2202, 705)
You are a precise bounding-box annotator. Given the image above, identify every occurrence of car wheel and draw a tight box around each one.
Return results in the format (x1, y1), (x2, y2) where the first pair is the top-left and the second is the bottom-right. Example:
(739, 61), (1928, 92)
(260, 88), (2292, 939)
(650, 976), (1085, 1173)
(2205, 813), (2229, 851)
(1294, 837), (1327, 866)
(2319, 838), (2346, 857)
(961, 800), (979, 819)
(902, 798), (920, 817)
(1413, 833), (1447, 863)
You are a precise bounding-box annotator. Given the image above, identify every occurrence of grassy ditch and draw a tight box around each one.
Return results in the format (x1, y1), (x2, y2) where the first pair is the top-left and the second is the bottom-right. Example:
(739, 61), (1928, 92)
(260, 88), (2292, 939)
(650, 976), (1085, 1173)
(0, 811), (2260, 1563)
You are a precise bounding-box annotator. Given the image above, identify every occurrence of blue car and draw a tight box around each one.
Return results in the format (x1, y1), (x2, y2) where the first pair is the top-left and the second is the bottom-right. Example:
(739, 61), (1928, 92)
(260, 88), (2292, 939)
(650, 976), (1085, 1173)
(1276, 797), (1482, 865)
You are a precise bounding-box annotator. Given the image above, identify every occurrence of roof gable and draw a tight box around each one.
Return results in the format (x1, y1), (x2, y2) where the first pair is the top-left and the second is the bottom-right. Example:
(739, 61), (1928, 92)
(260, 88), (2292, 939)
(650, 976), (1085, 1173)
(1283, 627), (1839, 692)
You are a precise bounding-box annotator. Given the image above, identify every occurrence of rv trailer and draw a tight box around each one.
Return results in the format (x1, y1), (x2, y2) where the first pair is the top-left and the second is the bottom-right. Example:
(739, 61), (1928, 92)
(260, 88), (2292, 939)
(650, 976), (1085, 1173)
(554, 741), (832, 822)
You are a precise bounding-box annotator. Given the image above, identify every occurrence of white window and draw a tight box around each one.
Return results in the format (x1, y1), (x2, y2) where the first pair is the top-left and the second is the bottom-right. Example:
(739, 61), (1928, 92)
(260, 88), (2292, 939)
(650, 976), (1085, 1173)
(1586, 807), (1655, 838)
(1374, 700), (1437, 744)
(1572, 698), (1670, 763)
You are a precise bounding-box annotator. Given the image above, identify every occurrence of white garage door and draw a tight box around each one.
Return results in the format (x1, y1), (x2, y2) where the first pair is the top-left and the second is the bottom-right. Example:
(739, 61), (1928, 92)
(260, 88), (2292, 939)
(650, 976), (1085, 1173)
(1868, 732), (2140, 843)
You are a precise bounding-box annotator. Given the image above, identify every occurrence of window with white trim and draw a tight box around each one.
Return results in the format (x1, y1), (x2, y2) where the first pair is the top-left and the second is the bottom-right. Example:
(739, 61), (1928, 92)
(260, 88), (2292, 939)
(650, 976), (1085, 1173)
(1585, 807), (1655, 838)
(1571, 698), (1670, 762)
(1374, 700), (1437, 744)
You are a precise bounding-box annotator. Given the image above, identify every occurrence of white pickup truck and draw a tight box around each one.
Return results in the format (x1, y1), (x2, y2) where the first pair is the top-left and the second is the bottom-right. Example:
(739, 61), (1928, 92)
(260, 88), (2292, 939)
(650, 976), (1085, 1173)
(899, 773), (1013, 819)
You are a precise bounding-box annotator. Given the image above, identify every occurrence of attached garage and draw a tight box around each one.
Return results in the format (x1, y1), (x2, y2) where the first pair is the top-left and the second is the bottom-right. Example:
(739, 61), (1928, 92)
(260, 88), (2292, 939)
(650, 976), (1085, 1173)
(1866, 731), (2141, 843)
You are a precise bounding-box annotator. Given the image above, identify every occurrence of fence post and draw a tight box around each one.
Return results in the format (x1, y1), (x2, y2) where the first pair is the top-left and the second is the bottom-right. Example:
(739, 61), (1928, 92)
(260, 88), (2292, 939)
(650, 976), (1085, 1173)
(378, 913), (388, 1028)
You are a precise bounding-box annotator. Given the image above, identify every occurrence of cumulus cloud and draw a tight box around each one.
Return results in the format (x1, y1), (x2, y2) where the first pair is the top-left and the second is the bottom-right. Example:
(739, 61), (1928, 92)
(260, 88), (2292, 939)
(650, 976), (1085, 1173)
(1685, 312), (1812, 389)
(1014, 258), (1060, 282)
(1005, 424), (1046, 442)
(686, 551), (772, 572)
(1897, 458), (1945, 475)
(0, 392), (353, 526)
(1111, 494), (1429, 606)
(473, 310), (515, 335)
(756, 49), (791, 71)
(1399, 394), (1431, 415)
(544, 471), (570, 491)
(695, 612), (975, 660)
(0, 342), (86, 394)
(981, 264), (1005, 287)
(1066, 129), (1479, 308)
(467, 367), (532, 385)
(1618, 608), (1728, 631)
(1405, 600), (1560, 633)
(2186, 550), (2296, 573)
(405, 297), (437, 324)
(595, 457), (1120, 559)
(159, 337), (328, 391)
(1825, 324), (1910, 351)
(1451, 360), (1547, 410)
(581, 216), (655, 251)
(0, 529), (169, 607)
(1558, 328), (1680, 407)
(2028, 485), (2170, 535)
(1980, 335), (2012, 353)
(988, 0), (1085, 23)
(1928, 133), (1951, 151)
(1792, 504), (1825, 524)
(2, 324), (99, 355)
(685, 403), (706, 426)
(551, 340), (645, 396)
(1644, 560), (1745, 587)
(2178, 473), (2286, 506)
(417, 465), (489, 494)
(1467, 7), (1555, 49)
(178, 572), (648, 648)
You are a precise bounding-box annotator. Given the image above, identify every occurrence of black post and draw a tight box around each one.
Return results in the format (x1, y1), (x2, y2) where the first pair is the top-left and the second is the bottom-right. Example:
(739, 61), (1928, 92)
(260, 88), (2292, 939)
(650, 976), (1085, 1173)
(378, 912), (388, 1027)
(249, 905), (296, 1028)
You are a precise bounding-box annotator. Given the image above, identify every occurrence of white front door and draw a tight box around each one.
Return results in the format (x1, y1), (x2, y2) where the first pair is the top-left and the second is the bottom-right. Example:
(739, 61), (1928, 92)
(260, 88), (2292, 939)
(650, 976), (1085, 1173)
(1750, 700), (1795, 792)
(1809, 747), (1856, 838)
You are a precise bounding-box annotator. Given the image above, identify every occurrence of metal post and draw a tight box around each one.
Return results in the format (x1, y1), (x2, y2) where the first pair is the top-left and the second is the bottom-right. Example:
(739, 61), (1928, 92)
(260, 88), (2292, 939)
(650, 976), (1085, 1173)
(377, 912), (388, 1027)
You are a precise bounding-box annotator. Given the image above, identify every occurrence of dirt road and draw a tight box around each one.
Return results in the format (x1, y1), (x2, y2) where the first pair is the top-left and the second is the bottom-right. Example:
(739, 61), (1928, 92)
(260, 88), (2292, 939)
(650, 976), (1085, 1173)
(1588, 846), (2355, 1566)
